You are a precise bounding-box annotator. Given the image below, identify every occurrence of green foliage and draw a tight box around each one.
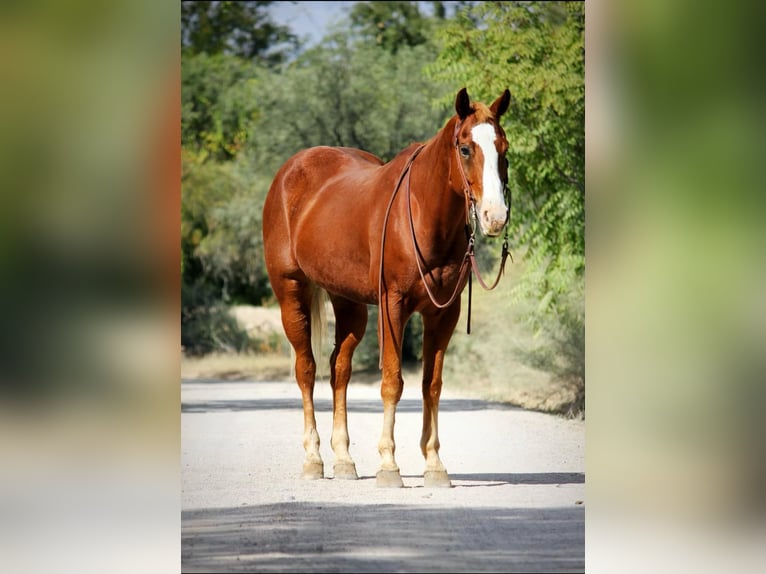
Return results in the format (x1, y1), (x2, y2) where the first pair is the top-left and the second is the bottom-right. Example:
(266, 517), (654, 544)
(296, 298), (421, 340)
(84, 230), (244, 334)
(352, 306), (424, 371)
(194, 184), (272, 305)
(181, 279), (255, 356)
(352, 306), (381, 372)
(181, 151), (272, 354)
(247, 39), (449, 170)
(181, 152), (272, 305)
(427, 1), (584, 251)
(181, 1), (299, 65)
(349, 1), (430, 54)
(425, 1), (584, 390)
(182, 52), (261, 161)
(181, 51), (274, 339)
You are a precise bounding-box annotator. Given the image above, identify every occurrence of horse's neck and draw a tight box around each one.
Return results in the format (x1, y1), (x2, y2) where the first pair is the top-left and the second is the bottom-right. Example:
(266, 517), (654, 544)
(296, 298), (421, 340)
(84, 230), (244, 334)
(407, 118), (466, 245)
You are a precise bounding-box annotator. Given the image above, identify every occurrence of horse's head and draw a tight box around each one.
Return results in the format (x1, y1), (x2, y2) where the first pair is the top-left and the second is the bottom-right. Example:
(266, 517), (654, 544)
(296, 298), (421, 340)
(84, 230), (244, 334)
(454, 87), (511, 237)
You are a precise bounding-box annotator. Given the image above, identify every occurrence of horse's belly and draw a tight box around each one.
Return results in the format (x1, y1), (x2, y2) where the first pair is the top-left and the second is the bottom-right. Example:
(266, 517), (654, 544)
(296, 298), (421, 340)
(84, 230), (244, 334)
(294, 238), (376, 304)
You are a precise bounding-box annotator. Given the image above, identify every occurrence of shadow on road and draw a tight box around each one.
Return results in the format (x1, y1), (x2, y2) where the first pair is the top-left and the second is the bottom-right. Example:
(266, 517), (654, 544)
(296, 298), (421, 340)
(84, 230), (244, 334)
(182, 397), (521, 414)
(182, 502), (584, 573)
(448, 472), (585, 485)
(331, 473), (585, 488)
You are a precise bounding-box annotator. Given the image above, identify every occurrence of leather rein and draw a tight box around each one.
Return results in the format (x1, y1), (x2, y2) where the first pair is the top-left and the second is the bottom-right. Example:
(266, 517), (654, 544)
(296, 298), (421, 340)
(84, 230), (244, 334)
(377, 120), (511, 365)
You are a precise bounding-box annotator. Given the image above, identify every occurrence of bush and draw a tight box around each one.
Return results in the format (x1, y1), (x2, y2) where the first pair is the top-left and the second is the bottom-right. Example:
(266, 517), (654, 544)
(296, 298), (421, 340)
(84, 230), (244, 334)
(181, 280), (255, 356)
(352, 306), (424, 372)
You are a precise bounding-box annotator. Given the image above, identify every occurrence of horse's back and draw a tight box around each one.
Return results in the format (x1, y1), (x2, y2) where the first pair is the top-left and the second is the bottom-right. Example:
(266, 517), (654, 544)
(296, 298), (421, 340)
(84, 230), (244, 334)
(271, 146), (382, 197)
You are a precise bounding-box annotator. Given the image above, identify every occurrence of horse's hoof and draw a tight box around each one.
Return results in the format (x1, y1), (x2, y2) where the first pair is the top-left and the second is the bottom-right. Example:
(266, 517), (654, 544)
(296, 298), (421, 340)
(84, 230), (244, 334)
(333, 462), (358, 480)
(376, 469), (404, 488)
(424, 470), (452, 488)
(301, 462), (324, 480)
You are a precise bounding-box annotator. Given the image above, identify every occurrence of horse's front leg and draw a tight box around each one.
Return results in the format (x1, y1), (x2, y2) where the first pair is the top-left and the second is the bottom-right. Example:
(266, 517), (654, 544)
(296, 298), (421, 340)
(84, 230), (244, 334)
(420, 301), (461, 488)
(376, 295), (407, 488)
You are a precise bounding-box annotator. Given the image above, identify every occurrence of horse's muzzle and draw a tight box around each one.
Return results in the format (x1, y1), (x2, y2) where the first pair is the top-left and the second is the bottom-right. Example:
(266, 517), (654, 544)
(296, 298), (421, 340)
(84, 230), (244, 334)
(480, 205), (508, 237)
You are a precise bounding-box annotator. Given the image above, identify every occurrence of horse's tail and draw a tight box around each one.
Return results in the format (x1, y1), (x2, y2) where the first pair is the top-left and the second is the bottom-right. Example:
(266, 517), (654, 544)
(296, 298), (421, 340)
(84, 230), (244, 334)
(310, 284), (329, 378)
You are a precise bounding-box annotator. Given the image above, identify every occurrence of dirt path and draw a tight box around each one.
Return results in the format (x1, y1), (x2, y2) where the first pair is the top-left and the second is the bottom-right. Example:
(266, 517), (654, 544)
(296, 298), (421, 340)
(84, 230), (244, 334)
(181, 379), (585, 573)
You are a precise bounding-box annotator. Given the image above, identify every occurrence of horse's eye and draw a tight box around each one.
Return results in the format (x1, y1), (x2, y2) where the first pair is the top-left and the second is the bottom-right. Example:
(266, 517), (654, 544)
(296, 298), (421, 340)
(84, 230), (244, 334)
(459, 145), (471, 158)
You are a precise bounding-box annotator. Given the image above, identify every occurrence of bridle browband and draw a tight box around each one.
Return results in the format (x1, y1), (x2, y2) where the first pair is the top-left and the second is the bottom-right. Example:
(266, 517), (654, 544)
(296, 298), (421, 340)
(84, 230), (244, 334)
(377, 117), (512, 367)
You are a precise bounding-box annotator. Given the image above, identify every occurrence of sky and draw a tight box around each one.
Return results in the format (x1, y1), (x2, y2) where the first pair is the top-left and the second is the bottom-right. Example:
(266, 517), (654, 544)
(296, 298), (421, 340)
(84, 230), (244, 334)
(268, 1), (355, 48)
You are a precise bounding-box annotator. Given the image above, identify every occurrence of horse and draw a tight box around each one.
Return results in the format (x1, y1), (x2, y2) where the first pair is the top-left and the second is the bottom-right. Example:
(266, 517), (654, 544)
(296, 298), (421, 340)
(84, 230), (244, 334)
(262, 87), (511, 488)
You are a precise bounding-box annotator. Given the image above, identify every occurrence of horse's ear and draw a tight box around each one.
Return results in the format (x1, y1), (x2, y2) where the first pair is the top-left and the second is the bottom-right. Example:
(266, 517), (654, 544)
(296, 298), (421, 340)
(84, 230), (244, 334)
(455, 87), (471, 120)
(491, 89), (511, 118)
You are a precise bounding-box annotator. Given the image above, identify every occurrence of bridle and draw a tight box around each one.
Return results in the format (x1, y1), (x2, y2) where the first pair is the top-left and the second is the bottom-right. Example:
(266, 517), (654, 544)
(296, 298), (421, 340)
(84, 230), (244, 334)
(450, 118), (512, 289)
(450, 118), (512, 333)
(377, 117), (512, 365)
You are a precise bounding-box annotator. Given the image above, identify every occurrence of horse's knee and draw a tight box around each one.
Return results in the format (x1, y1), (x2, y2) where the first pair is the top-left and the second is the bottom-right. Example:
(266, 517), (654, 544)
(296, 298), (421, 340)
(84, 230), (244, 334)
(380, 375), (404, 404)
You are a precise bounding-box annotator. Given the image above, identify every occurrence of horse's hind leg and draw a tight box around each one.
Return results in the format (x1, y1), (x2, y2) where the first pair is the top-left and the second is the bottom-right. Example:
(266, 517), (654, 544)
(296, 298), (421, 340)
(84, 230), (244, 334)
(420, 302), (461, 488)
(276, 278), (324, 479)
(328, 296), (367, 480)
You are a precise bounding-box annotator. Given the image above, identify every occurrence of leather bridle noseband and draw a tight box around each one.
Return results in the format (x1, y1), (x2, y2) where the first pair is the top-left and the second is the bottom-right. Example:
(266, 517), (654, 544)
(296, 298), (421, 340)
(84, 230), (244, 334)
(377, 118), (512, 365)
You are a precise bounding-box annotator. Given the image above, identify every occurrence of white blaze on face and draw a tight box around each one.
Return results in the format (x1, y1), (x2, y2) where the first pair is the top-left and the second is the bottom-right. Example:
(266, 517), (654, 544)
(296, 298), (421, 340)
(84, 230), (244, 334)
(471, 123), (507, 236)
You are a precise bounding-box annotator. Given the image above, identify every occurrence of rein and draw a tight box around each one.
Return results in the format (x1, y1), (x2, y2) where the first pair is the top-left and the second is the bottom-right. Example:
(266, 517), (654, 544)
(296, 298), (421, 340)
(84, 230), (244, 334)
(377, 121), (511, 367)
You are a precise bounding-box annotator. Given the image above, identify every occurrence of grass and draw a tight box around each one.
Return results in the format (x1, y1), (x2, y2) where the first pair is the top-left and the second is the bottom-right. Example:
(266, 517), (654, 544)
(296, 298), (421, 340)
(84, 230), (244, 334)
(181, 352), (292, 381)
(442, 264), (583, 417)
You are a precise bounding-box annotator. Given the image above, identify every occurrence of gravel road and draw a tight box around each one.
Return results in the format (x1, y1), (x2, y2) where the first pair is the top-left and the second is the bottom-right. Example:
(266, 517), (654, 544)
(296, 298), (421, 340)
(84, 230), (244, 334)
(181, 378), (585, 573)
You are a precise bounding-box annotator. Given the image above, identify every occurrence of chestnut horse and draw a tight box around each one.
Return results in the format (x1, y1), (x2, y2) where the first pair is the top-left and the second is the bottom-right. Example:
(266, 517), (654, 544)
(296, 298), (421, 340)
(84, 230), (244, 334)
(262, 87), (511, 487)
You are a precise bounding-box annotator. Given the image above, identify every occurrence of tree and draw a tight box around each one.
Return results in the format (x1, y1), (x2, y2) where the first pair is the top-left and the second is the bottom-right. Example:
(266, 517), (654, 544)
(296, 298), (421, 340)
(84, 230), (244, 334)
(181, 51), (270, 306)
(181, 47), (273, 353)
(181, 152), (275, 354)
(247, 38), (449, 169)
(426, 2), (585, 399)
(181, 1), (299, 66)
(182, 52), (261, 161)
(349, 1), (430, 54)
